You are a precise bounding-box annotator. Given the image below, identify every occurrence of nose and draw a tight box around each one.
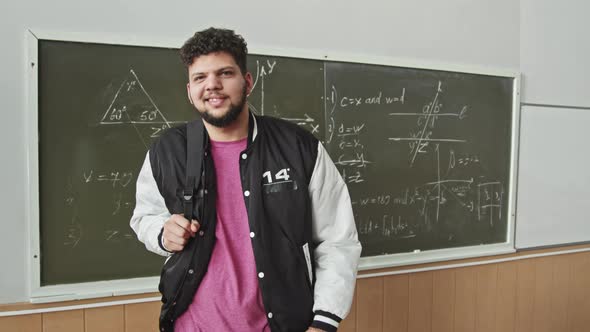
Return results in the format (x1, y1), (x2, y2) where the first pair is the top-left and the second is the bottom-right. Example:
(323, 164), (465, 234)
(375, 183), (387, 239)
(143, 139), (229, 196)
(204, 74), (222, 91)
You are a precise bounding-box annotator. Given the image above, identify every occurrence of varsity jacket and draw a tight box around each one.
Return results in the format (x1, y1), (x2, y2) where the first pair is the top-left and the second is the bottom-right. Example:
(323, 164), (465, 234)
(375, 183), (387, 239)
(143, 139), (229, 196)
(130, 112), (361, 332)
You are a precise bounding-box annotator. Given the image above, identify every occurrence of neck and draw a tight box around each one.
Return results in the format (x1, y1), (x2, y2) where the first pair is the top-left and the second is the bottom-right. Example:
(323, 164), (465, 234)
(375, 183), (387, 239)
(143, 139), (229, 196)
(202, 106), (250, 142)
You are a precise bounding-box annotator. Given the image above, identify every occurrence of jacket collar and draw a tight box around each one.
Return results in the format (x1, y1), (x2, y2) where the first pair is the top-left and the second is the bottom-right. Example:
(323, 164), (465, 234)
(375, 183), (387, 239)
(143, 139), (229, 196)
(194, 111), (259, 150)
(248, 111), (258, 146)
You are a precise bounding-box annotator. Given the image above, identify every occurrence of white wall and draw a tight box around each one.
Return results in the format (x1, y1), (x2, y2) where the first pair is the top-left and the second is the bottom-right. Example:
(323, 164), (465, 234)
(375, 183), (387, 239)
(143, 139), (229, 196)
(516, 105), (590, 249)
(520, 0), (590, 107)
(516, 0), (590, 249)
(0, 0), (519, 303)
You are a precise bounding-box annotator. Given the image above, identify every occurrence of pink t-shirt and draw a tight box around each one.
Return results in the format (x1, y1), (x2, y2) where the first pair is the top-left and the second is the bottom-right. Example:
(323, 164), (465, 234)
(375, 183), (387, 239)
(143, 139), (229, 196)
(175, 138), (269, 332)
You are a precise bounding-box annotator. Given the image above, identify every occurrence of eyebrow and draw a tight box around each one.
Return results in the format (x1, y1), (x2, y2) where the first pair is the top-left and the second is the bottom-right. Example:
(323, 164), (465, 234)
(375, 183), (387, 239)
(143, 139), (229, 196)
(190, 66), (236, 79)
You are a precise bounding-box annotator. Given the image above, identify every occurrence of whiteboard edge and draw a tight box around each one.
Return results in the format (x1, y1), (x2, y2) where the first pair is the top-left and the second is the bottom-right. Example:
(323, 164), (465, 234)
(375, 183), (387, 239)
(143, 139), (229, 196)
(25, 29), (41, 300)
(508, 75), (522, 249)
(29, 276), (159, 303)
(358, 243), (515, 271)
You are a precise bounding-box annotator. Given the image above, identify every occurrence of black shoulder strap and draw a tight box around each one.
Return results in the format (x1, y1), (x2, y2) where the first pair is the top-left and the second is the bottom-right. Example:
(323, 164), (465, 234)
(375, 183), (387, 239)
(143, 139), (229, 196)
(183, 120), (204, 220)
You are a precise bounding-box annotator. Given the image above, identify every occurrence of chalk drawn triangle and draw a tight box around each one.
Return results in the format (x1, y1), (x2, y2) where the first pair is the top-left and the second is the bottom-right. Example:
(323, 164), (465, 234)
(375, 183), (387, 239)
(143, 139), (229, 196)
(100, 69), (174, 148)
(100, 69), (171, 126)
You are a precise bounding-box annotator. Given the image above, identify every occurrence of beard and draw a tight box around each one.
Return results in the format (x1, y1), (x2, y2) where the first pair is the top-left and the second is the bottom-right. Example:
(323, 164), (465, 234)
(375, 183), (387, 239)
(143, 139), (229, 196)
(196, 85), (247, 128)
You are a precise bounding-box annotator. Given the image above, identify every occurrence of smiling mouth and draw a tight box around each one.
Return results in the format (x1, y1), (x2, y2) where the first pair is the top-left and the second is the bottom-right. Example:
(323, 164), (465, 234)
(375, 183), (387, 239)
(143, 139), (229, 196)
(205, 96), (227, 107)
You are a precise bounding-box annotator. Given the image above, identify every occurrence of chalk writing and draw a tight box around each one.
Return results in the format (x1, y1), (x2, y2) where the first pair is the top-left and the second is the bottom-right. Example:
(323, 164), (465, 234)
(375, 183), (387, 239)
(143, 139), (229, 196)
(327, 85), (373, 184)
(104, 229), (135, 242)
(337, 88), (405, 109)
(478, 182), (504, 225)
(357, 216), (416, 239)
(82, 170), (134, 188)
(99, 69), (182, 148)
(111, 192), (133, 216)
(388, 81), (469, 167)
(64, 222), (82, 247)
(249, 59), (277, 117)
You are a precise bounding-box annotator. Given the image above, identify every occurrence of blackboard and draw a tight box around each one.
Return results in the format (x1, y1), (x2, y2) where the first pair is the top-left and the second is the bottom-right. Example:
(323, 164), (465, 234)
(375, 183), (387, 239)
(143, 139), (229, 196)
(34, 38), (516, 287)
(324, 62), (514, 256)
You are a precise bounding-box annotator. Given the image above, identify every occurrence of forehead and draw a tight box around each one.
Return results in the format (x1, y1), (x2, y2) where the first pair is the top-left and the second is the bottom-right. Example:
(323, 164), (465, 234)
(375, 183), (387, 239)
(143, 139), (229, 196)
(188, 52), (240, 73)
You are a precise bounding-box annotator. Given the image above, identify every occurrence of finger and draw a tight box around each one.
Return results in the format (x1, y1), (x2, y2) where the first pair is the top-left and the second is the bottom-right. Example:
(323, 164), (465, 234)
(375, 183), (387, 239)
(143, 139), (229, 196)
(163, 238), (183, 252)
(190, 220), (200, 233)
(164, 232), (189, 248)
(170, 214), (192, 232)
(165, 240), (183, 252)
(163, 224), (192, 247)
(166, 222), (192, 239)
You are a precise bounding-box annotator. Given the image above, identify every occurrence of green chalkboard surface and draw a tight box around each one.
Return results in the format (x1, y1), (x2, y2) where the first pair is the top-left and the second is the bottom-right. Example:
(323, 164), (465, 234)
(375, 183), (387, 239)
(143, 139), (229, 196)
(37, 39), (515, 286)
(325, 63), (513, 256)
(39, 41), (189, 285)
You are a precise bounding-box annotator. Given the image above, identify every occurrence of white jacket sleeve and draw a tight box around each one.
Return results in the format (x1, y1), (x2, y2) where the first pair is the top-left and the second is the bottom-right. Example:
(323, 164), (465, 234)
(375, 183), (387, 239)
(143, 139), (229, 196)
(130, 152), (172, 257)
(308, 142), (362, 325)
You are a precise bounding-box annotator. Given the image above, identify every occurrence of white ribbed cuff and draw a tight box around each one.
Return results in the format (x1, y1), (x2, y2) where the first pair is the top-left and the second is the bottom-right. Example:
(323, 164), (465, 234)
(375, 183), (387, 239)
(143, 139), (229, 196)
(313, 314), (340, 328)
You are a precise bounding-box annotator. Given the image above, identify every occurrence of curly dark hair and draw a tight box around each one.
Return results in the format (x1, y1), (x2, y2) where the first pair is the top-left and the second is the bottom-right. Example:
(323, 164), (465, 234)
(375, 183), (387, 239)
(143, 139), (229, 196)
(180, 27), (248, 74)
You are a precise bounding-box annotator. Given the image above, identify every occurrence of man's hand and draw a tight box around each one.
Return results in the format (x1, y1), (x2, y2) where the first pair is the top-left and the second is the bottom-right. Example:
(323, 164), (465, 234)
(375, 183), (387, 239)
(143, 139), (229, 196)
(162, 214), (200, 252)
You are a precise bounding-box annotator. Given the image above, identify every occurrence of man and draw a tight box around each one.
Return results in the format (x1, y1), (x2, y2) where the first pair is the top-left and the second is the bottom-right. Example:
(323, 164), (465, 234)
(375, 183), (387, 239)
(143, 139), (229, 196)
(130, 27), (361, 332)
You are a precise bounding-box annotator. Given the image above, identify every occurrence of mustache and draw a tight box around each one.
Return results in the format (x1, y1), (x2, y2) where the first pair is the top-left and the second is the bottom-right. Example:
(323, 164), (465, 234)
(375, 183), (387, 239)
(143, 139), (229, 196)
(204, 94), (228, 99)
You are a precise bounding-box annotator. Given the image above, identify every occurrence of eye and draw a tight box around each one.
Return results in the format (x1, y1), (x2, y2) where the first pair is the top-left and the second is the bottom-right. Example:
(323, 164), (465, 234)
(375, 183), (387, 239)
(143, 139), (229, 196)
(192, 75), (205, 83)
(221, 70), (233, 77)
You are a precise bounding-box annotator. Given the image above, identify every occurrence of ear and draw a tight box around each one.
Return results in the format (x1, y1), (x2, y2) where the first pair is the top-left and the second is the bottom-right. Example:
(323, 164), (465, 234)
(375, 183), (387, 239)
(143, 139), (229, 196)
(186, 82), (194, 104)
(244, 72), (253, 96)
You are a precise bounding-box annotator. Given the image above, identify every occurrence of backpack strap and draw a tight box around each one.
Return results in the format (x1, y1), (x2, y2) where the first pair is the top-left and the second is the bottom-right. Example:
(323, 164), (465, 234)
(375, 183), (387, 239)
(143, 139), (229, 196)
(183, 120), (205, 220)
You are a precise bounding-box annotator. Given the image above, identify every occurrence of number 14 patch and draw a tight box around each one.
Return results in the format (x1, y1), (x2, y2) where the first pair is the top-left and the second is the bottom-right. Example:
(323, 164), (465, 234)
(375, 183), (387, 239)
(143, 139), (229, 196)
(262, 168), (299, 194)
(262, 168), (292, 185)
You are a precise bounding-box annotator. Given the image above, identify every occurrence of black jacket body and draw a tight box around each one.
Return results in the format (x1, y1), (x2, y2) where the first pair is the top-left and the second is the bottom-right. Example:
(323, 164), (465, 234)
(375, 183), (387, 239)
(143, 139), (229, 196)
(150, 115), (318, 331)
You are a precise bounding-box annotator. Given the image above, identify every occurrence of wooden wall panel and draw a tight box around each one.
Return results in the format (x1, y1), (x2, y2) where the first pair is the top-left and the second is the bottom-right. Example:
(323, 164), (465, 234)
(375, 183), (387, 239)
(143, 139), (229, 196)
(124, 301), (160, 332)
(42, 310), (84, 332)
(383, 274), (409, 332)
(0, 314), (41, 332)
(550, 253), (570, 331)
(567, 252), (590, 332)
(85, 305), (124, 332)
(532, 256), (554, 332)
(494, 261), (517, 332)
(356, 277), (384, 331)
(431, 269), (454, 332)
(475, 264), (498, 332)
(339, 287), (357, 332)
(454, 267), (476, 332)
(515, 259), (536, 332)
(408, 271), (432, 332)
(3, 248), (590, 332)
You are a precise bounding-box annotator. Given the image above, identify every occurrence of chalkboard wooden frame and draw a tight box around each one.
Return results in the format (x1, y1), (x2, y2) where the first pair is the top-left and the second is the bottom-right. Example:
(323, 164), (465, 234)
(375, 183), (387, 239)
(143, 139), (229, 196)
(26, 29), (521, 302)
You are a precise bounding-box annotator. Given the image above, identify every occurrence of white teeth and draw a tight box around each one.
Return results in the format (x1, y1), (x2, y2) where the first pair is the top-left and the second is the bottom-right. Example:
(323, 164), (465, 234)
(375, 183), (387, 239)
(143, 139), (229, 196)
(207, 97), (224, 106)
